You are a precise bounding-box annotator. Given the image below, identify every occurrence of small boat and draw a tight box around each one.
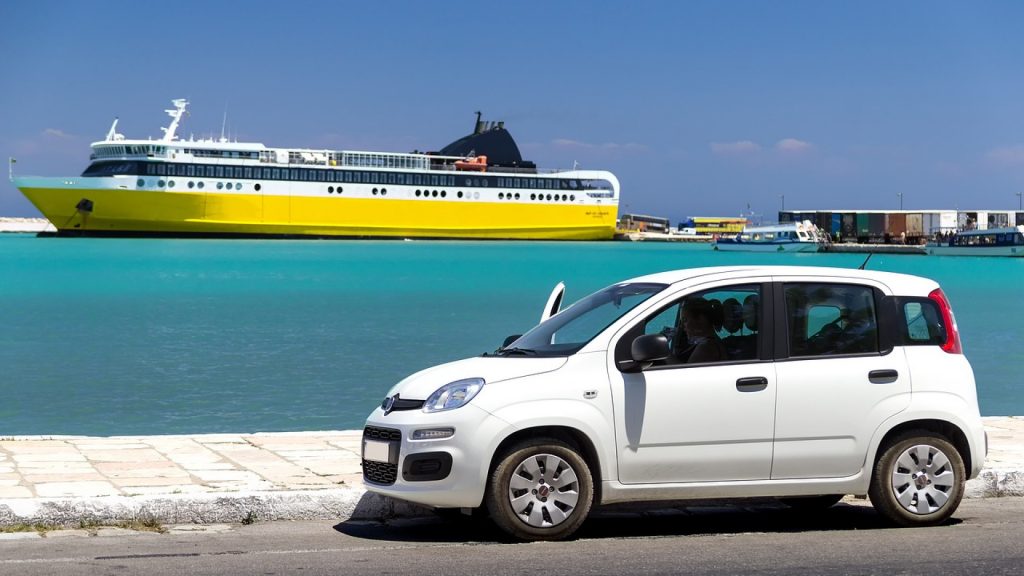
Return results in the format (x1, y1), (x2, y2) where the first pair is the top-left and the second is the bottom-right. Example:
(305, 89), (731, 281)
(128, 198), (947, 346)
(926, 226), (1024, 257)
(454, 155), (488, 172)
(713, 220), (824, 253)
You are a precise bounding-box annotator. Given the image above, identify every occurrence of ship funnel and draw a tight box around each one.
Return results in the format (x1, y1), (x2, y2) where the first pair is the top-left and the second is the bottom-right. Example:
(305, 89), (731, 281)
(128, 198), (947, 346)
(474, 111), (485, 135)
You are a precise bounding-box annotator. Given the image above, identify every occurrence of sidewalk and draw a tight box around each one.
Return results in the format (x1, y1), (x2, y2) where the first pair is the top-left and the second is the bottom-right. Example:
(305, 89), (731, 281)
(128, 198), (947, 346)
(2, 417), (1023, 528)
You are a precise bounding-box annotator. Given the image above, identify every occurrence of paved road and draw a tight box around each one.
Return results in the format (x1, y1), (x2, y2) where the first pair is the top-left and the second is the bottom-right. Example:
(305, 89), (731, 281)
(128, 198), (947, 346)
(3, 498), (1023, 576)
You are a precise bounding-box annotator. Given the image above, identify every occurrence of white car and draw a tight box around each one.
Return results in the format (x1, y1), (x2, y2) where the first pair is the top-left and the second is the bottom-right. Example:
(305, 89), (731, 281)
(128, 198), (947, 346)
(362, 266), (986, 541)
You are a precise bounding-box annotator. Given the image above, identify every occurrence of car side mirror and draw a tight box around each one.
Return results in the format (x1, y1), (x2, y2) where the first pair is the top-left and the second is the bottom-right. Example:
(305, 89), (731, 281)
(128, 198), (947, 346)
(630, 333), (670, 370)
(501, 334), (522, 349)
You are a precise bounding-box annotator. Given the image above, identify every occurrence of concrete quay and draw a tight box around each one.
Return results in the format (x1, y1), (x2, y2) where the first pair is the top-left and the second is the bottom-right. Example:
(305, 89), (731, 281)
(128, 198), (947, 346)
(2, 417), (1023, 529)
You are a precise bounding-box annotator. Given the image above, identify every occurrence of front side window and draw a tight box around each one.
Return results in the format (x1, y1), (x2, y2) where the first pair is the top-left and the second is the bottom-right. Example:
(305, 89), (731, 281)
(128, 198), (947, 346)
(636, 284), (762, 367)
(501, 283), (666, 357)
(786, 283), (879, 357)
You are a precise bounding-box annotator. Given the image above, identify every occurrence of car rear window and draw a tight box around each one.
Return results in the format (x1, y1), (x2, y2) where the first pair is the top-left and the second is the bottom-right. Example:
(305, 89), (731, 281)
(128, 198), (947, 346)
(900, 299), (947, 346)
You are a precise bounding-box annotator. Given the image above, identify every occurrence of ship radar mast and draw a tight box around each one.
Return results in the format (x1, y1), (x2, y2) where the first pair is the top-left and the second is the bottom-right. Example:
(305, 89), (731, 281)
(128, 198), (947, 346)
(104, 118), (124, 142)
(159, 99), (189, 142)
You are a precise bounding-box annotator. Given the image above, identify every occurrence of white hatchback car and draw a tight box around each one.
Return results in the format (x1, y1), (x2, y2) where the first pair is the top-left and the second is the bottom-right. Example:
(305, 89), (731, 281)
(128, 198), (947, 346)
(362, 266), (986, 541)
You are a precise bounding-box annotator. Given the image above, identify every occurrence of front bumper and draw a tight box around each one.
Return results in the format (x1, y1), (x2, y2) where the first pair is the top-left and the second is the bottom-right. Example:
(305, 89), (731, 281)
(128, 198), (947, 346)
(360, 404), (511, 509)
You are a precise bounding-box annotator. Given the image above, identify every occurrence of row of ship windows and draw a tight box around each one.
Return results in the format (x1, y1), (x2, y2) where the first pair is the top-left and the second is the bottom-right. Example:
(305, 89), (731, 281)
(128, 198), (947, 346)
(134, 179), (580, 203)
(84, 161), (605, 191)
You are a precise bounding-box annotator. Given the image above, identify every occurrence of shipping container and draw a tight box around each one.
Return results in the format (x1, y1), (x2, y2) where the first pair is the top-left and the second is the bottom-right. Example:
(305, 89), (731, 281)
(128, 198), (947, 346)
(842, 213), (856, 238)
(816, 212), (832, 234)
(856, 213), (870, 237)
(906, 213), (924, 236)
(923, 213), (940, 237)
(939, 211), (958, 232)
(868, 213), (885, 238)
(887, 212), (907, 236)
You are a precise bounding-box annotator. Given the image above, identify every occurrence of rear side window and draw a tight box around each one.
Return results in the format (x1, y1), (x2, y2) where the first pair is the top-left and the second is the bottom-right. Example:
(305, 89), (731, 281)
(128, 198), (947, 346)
(899, 299), (947, 346)
(785, 283), (879, 357)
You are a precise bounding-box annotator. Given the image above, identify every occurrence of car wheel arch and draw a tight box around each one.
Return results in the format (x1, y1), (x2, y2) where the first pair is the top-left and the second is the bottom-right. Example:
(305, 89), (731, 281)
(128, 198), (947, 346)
(489, 425), (603, 504)
(871, 419), (972, 475)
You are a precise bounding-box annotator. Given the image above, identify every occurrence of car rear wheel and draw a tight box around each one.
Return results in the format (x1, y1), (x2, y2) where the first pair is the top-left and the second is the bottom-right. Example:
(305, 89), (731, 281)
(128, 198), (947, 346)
(485, 438), (593, 541)
(868, 433), (965, 526)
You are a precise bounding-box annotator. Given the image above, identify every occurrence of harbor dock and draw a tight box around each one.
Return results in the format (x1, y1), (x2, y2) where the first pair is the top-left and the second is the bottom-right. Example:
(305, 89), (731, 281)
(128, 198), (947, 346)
(2, 418), (1023, 531)
(822, 243), (927, 255)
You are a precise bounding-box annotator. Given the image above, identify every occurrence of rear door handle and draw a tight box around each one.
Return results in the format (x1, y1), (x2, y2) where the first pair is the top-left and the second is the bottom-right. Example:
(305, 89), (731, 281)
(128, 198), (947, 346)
(868, 369), (899, 384)
(736, 377), (768, 392)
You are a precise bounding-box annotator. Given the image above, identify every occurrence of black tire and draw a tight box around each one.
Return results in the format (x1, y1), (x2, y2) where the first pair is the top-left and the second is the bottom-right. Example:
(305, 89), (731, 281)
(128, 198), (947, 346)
(484, 438), (593, 541)
(868, 432), (965, 526)
(779, 494), (844, 510)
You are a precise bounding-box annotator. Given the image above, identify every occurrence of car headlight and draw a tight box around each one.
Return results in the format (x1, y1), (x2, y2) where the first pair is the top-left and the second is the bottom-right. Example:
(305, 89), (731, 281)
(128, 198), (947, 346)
(423, 378), (485, 413)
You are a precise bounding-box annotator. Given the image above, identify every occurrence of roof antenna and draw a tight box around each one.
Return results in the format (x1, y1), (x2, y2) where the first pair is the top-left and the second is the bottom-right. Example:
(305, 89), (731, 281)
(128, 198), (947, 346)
(220, 102), (229, 143)
(857, 253), (873, 270)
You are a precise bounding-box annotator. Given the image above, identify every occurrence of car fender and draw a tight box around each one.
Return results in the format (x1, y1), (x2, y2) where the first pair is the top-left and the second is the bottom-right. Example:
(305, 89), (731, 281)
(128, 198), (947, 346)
(867, 391), (986, 480)
(484, 398), (616, 485)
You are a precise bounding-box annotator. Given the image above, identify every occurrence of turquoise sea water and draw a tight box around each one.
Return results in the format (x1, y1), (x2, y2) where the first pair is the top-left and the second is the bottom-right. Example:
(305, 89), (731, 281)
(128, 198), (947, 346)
(1, 235), (1022, 435)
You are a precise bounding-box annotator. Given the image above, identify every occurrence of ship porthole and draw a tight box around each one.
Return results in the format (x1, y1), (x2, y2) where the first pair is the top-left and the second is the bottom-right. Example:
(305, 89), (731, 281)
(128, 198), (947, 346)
(515, 193), (520, 200)
(372, 188), (378, 195)
(431, 190), (437, 197)
(499, 193), (505, 200)
(381, 188), (387, 196)
(217, 182), (223, 190)
(440, 191), (446, 198)
(530, 193), (536, 200)
(199, 181), (205, 189)
(188, 181), (194, 189)
(328, 186), (334, 193)
(457, 191), (463, 198)
(473, 192), (479, 199)
(415, 190), (421, 197)
(158, 180), (166, 187)
(253, 183), (260, 191)
(546, 194), (552, 201)
(137, 178), (145, 187)
(570, 194), (574, 201)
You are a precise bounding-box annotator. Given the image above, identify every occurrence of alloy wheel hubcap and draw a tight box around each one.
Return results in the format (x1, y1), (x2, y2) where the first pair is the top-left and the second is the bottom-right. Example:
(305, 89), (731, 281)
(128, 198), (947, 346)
(890, 444), (956, 515)
(507, 453), (580, 528)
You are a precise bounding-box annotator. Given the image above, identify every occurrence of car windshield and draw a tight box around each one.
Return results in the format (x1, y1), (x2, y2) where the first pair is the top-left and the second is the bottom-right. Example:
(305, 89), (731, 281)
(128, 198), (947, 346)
(499, 282), (667, 357)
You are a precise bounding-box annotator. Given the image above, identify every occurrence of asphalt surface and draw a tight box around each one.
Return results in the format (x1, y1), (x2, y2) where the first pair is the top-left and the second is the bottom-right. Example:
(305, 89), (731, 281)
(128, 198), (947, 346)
(3, 497), (1023, 576)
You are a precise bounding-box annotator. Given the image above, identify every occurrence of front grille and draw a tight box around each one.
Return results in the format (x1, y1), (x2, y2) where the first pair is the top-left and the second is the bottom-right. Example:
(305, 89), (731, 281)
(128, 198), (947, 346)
(364, 426), (401, 441)
(362, 425), (401, 485)
(363, 459), (399, 485)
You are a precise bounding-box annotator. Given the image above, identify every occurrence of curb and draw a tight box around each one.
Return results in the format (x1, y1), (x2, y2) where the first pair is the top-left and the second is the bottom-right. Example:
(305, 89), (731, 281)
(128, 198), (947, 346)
(2, 470), (1022, 529)
(0, 487), (427, 528)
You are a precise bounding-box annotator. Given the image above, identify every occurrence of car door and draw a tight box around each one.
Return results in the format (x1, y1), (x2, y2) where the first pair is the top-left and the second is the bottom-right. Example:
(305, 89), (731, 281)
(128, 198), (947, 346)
(770, 278), (911, 479)
(608, 280), (778, 484)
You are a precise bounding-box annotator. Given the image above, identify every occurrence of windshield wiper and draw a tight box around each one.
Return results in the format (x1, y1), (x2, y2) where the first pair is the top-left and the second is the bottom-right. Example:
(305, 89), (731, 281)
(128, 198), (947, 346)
(496, 347), (538, 356)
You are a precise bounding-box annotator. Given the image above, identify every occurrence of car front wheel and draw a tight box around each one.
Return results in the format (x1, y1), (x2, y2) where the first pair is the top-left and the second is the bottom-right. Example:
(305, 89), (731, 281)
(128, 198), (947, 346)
(868, 433), (965, 526)
(485, 438), (593, 541)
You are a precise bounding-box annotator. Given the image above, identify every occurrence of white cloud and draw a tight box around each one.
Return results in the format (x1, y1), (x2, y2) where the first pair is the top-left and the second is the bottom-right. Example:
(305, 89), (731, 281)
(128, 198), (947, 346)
(551, 138), (646, 152)
(775, 138), (813, 152)
(986, 145), (1024, 166)
(710, 140), (761, 154)
(42, 128), (74, 139)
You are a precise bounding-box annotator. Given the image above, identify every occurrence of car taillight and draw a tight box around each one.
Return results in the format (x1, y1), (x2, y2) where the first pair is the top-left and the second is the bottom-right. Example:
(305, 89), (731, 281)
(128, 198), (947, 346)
(928, 288), (962, 354)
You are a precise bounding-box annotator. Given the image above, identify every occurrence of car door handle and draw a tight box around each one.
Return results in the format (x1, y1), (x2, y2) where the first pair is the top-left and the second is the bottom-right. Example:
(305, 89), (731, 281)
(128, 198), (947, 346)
(868, 369), (899, 384)
(736, 377), (768, 392)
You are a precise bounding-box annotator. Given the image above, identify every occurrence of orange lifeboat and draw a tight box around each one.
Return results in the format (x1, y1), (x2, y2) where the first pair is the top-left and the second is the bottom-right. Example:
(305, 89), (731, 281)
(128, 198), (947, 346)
(454, 155), (488, 172)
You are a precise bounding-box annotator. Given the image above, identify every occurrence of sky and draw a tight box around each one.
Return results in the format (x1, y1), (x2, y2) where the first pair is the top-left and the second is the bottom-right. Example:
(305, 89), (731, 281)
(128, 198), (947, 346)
(2, 0), (1024, 223)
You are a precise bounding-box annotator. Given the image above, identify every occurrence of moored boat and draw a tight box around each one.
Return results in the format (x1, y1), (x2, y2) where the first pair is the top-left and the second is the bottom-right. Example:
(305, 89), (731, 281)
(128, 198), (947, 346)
(713, 220), (824, 252)
(11, 102), (619, 240)
(926, 226), (1024, 257)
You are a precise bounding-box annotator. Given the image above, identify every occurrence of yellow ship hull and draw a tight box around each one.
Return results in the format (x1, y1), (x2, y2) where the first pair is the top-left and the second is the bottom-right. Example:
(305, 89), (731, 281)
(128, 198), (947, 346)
(17, 183), (618, 240)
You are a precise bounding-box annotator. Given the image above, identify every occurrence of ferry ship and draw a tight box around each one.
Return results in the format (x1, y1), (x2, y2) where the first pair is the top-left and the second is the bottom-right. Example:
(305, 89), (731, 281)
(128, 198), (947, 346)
(12, 100), (619, 239)
(712, 220), (825, 252)
(926, 226), (1024, 257)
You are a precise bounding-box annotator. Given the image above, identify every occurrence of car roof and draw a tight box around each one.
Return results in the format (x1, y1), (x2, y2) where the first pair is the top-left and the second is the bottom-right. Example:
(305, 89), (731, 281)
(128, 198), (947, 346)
(624, 266), (940, 296)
